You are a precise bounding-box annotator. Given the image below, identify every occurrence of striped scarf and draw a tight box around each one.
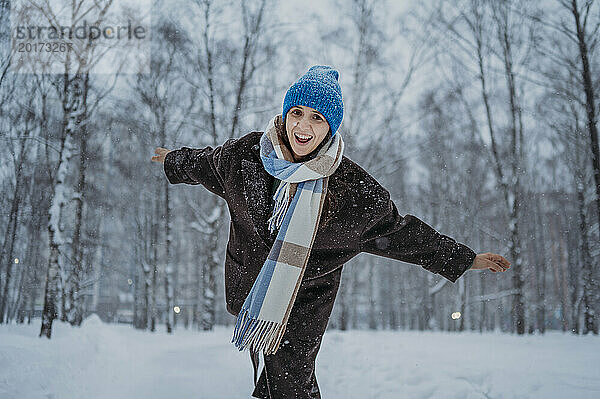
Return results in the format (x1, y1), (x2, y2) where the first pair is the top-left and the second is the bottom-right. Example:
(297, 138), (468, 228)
(232, 114), (344, 355)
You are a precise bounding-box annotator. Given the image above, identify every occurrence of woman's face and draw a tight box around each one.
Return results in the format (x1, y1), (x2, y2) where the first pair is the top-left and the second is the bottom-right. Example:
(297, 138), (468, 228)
(285, 105), (330, 159)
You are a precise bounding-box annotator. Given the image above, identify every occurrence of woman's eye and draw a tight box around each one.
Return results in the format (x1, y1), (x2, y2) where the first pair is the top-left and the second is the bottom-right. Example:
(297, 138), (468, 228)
(292, 109), (302, 116)
(313, 114), (323, 121)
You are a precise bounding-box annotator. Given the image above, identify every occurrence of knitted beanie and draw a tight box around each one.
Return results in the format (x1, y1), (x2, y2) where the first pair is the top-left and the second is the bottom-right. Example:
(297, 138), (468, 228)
(282, 65), (344, 137)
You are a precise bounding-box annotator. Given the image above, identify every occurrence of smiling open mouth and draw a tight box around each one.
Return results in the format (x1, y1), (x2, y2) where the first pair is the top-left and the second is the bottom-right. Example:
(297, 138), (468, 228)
(294, 132), (313, 144)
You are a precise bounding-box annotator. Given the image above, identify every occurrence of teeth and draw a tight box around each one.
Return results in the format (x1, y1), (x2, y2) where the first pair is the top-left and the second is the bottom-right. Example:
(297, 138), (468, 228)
(295, 133), (312, 140)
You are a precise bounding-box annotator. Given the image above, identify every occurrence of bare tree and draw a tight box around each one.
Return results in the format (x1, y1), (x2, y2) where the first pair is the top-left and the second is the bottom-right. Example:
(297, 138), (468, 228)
(426, 0), (534, 334)
(556, 0), (599, 335)
(21, 0), (123, 338)
(134, 17), (192, 333)
(0, 90), (36, 323)
(182, 0), (271, 331)
(323, 0), (428, 331)
(565, 0), (600, 242)
(537, 70), (598, 335)
(41, 73), (84, 338)
(528, 0), (599, 335)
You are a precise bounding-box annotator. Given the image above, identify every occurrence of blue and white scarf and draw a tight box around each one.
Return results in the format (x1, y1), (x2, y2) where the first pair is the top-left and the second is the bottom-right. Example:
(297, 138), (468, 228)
(232, 114), (344, 355)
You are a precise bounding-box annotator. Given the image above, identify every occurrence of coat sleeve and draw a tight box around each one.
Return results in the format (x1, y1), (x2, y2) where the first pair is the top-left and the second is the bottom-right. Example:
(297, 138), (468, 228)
(359, 197), (476, 283)
(163, 138), (237, 199)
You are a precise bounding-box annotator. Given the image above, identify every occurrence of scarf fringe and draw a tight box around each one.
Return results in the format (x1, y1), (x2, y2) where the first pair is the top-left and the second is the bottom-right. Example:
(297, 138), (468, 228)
(232, 308), (287, 355)
(230, 115), (344, 356)
(267, 181), (290, 233)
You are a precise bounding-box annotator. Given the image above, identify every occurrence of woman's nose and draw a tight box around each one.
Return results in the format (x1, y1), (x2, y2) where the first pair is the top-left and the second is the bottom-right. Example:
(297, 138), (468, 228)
(298, 115), (311, 129)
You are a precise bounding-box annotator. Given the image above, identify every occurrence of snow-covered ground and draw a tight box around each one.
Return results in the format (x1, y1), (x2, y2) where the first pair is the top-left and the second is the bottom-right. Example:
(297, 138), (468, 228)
(1, 315), (599, 399)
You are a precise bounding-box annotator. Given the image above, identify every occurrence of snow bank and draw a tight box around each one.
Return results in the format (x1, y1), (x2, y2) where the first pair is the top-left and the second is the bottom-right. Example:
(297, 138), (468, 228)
(1, 318), (598, 398)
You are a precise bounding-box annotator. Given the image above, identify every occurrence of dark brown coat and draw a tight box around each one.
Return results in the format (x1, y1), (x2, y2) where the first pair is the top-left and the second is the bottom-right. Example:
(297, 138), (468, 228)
(163, 130), (476, 398)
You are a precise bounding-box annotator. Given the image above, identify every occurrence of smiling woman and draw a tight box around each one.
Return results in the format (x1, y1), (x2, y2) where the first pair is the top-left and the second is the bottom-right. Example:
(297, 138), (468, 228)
(152, 65), (510, 399)
(285, 105), (331, 160)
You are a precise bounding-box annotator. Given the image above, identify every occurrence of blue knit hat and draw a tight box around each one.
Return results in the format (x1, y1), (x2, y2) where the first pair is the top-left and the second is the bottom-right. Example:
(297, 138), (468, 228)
(282, 65), (344, 137)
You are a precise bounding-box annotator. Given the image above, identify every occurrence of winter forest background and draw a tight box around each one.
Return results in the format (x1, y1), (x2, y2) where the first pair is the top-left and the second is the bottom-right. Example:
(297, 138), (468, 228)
(1, 0), (600, 381)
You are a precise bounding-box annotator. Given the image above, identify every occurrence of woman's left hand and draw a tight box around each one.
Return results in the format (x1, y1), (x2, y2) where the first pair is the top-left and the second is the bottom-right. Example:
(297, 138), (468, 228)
(470, 252), (511, 273)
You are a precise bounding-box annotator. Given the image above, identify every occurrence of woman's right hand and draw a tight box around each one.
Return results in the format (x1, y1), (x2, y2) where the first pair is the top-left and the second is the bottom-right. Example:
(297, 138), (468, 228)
(152, 147), (171, 163)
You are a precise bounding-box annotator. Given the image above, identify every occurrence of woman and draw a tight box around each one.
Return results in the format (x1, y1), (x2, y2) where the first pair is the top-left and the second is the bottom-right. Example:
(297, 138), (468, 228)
(152, 65), (510, 399)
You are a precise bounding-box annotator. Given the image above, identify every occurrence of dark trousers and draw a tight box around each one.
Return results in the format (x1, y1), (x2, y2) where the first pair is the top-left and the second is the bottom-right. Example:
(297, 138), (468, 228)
(250, 266), (343, 399)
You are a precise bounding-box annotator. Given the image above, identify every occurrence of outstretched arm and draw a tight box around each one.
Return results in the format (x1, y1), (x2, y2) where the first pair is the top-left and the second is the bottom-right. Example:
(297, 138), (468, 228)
(360, 198), (509, 283)
(152, 139), (237, 199)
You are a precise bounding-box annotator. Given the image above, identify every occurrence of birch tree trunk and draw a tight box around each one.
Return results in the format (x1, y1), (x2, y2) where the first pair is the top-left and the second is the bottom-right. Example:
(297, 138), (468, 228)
(533, 195), (547, 334)
(0, 162), (22, 323)
(534, 0), (599, 335)
(201, 201), (222, 331)
(164, 182), (174, 333)
(550, 217), (569, 331)
(338, 277), (349, 331)
(567, 0), (599, 334)
(567, 0), (600, 243)
(193, 244), (202, 329)
(575, 177), (593, 333)
(10, 171), (41, 323)
(0, 106), (33, 322)
(151, 198), (158, 332)
(143, 258), (152, 331)
(490, 1), (527, 334)
(65, 72), (90, 327)
(479, 271), (487, 332)
(367, 260), (376, 330)
(458, 276), (467, 332)
(40, 75), (83, 338)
